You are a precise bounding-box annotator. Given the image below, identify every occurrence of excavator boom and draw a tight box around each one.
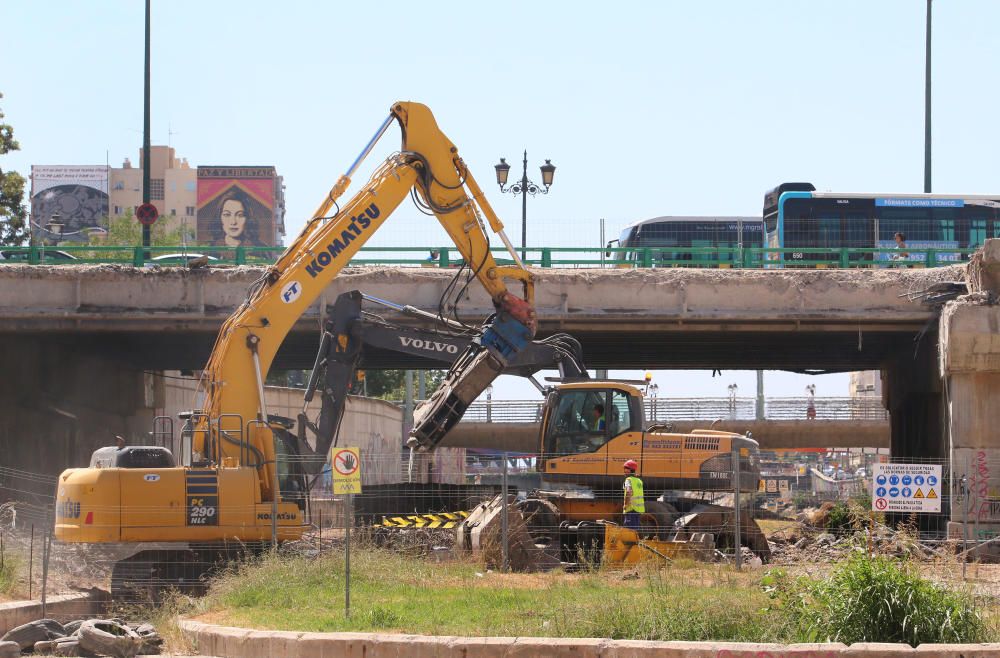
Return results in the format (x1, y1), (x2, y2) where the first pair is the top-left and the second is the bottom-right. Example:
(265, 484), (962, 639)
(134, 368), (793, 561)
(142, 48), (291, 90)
(197, 102), (538, 497)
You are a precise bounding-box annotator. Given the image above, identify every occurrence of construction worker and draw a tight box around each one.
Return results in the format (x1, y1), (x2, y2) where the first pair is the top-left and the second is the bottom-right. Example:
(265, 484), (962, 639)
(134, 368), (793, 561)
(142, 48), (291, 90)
(622, 459), (644, 530)
(592, 403), (606, 431)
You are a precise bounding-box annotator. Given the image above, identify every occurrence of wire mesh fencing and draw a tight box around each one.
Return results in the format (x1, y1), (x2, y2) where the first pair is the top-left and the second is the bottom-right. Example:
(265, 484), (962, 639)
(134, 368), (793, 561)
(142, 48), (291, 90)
(5, 449), (1000, 613)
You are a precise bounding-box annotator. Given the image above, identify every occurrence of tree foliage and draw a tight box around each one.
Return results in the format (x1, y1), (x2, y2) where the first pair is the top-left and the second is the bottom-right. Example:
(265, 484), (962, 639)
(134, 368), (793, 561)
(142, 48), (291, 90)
(267, 368), (446, 401)
(0, 92), (28, 246)
(363, 369), (446, 401)
(92, 208), (189, 247)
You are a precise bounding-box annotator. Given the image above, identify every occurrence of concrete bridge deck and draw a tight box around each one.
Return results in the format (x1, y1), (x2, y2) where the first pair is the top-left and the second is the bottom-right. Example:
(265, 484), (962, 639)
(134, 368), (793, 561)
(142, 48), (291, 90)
(0, 263), (954, 479)
(0, 263), (961, 371)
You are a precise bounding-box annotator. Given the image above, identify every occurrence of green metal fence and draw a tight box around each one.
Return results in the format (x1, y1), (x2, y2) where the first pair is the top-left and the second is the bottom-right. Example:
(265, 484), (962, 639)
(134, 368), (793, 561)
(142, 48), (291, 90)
(0, 244), (976, 268)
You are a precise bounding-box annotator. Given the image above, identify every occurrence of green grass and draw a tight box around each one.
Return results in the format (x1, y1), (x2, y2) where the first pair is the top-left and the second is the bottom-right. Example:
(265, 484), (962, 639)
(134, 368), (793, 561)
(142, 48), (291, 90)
(0, 554), (23, 598)
(764, 553), (989, 646)
(197, 549), (995, 644)
(199, 549), (790, 641)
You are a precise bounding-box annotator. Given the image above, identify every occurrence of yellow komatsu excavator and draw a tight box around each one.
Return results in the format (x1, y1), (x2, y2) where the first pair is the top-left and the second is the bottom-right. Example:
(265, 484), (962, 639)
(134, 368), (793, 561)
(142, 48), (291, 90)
(53, 101), (546, 599)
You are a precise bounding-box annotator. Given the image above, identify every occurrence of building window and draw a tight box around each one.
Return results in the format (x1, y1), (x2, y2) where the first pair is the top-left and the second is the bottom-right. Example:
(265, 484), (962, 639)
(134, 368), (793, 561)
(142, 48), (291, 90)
(149, 179), (165, 200)
(185, 206), (195, 216)
(185, 182), (196, 192)
(170, 208), (176, 216)
(114, 206), (123, 215)
(113, 181), (124, 190)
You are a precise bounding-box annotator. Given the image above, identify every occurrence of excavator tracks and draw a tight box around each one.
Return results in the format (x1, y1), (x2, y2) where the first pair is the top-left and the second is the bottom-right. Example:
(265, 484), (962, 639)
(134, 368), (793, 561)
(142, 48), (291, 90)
(109, 544), (265, 604)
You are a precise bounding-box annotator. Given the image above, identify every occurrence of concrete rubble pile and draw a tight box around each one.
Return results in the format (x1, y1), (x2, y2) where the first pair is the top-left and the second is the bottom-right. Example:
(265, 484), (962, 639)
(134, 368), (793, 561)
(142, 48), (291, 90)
(766, 513), (951, 563)
(0, 618), (161, 657)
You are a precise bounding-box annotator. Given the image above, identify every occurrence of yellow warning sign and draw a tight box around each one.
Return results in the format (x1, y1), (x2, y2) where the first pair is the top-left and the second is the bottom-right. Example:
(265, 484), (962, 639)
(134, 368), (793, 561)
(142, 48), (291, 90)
(332, 447), (362, 494)
(927, 489), (938, 499)
(913, 488), (924, 498)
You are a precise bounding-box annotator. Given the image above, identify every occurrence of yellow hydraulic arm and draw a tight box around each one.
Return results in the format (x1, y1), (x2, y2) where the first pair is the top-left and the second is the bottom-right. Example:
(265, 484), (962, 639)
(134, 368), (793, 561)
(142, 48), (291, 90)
(197, 102), (535, 501)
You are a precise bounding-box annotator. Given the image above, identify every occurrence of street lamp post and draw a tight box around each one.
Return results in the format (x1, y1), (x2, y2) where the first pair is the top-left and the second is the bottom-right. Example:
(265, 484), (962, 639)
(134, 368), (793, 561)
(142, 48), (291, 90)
(495, 151), (555, 262)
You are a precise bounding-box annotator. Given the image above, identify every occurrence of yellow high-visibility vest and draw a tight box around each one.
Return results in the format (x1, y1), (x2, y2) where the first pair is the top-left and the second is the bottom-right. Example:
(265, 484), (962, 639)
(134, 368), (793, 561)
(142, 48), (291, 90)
(624, 475), (645, 513)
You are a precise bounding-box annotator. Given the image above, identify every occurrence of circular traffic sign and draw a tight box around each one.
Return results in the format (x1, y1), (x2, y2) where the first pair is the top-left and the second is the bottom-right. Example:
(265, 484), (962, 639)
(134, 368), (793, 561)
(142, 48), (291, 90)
(136, 203), (159, 226)
(875, 498), (888, 510)
(333, 449), (359, 476)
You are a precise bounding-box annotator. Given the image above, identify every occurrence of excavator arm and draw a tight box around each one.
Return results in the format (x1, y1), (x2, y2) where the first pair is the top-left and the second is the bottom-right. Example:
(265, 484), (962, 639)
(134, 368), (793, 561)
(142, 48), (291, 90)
(287, 290), (587, 477)
(197, 102), (540, 501)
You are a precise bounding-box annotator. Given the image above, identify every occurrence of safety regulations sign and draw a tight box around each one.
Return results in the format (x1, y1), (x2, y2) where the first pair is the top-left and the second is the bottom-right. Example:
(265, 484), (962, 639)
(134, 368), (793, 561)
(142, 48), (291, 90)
(332, 447), (362, 494)
(872, 463), (942, 513)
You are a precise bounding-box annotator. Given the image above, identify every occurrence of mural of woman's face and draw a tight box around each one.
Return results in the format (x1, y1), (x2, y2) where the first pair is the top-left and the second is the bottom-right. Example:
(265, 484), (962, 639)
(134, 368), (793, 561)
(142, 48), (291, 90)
(220, 199), (247, 240)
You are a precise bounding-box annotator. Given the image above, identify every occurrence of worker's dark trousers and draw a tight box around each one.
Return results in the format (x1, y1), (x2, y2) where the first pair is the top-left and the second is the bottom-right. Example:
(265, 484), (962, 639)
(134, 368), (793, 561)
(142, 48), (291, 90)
(623, 512), (641, 530)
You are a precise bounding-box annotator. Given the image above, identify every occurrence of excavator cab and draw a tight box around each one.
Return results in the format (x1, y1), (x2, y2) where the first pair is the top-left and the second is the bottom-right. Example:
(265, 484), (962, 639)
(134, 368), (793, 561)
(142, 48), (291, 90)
(542, 385), (642, 457)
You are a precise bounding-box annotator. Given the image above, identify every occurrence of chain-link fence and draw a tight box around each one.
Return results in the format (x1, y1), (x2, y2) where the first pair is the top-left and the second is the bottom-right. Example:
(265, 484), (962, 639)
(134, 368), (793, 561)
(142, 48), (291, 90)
(4, 448), (1000, 613)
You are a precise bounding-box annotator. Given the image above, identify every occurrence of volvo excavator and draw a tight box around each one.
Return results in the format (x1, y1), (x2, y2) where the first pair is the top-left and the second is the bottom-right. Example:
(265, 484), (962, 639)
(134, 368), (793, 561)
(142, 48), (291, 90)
(284, 289), (587, 475)
(53, 101), (560, 599)
(300, 291), (769, 568)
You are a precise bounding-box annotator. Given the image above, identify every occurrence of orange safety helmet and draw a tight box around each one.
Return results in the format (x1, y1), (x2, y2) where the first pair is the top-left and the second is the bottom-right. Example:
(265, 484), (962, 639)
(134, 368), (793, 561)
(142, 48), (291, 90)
(623, 459), (638, 472)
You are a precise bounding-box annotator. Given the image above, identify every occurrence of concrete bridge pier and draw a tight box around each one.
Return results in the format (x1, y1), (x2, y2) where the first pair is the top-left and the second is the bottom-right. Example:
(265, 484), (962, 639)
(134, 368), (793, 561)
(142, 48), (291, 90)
(941, 296), (1000, 549)
(1, 337), (158, 498)
(885, 336), (945, 461)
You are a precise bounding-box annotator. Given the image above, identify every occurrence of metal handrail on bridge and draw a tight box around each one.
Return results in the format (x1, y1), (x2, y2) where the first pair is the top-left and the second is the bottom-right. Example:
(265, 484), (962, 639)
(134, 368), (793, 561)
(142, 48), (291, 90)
(459, 396), (889, 423)
(3, 244), (974, 268)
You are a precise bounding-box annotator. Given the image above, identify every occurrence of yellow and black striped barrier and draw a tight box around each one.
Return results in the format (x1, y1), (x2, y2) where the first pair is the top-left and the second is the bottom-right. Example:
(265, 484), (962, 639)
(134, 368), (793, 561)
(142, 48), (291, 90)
(378, 510), (470, 529)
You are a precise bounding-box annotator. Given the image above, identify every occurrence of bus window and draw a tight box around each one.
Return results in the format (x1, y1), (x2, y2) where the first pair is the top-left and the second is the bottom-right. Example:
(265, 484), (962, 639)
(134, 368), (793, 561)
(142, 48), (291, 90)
(970, 219), (987, 249)
(817, 212), (840, 249)
(933, 208), (957, 242)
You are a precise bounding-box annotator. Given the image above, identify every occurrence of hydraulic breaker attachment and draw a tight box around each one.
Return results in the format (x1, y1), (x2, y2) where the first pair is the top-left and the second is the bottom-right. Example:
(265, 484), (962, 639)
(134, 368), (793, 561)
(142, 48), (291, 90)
(407, 311), (538, 451)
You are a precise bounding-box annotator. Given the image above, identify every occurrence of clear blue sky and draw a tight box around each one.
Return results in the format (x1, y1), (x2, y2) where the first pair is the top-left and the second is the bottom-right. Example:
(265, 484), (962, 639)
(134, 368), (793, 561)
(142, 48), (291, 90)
(4, 1), (997, 398)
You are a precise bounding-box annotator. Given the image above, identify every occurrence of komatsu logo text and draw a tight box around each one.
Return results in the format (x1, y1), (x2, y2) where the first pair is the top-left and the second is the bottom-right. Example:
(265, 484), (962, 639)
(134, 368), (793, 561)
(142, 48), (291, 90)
(399, 337), (460, 354)
(305, 204), (380, 278)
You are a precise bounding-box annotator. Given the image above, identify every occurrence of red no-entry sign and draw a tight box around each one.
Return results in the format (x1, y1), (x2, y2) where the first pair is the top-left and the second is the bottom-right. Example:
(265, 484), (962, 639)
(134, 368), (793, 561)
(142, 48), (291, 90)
(136, 203), (159, 226)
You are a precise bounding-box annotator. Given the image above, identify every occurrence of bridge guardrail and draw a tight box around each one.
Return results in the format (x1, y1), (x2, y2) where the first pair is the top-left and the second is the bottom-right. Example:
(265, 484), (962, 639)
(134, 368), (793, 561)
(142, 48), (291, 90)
(1, 244), (975, 268)
(458, 396), (889, 423)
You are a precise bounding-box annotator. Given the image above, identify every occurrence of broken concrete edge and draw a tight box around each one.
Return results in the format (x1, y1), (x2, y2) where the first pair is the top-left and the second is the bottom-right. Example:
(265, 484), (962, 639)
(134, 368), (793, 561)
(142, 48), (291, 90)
(178, 620), (1000, 657)
(0, 591), (106, 636)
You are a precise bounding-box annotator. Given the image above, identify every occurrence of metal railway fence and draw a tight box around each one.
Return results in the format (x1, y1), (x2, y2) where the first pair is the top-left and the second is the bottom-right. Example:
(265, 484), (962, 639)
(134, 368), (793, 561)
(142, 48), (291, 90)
(4, 451), (1000, 613)
(1, 244), (975, 268)
(460, 396), (889, 423)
